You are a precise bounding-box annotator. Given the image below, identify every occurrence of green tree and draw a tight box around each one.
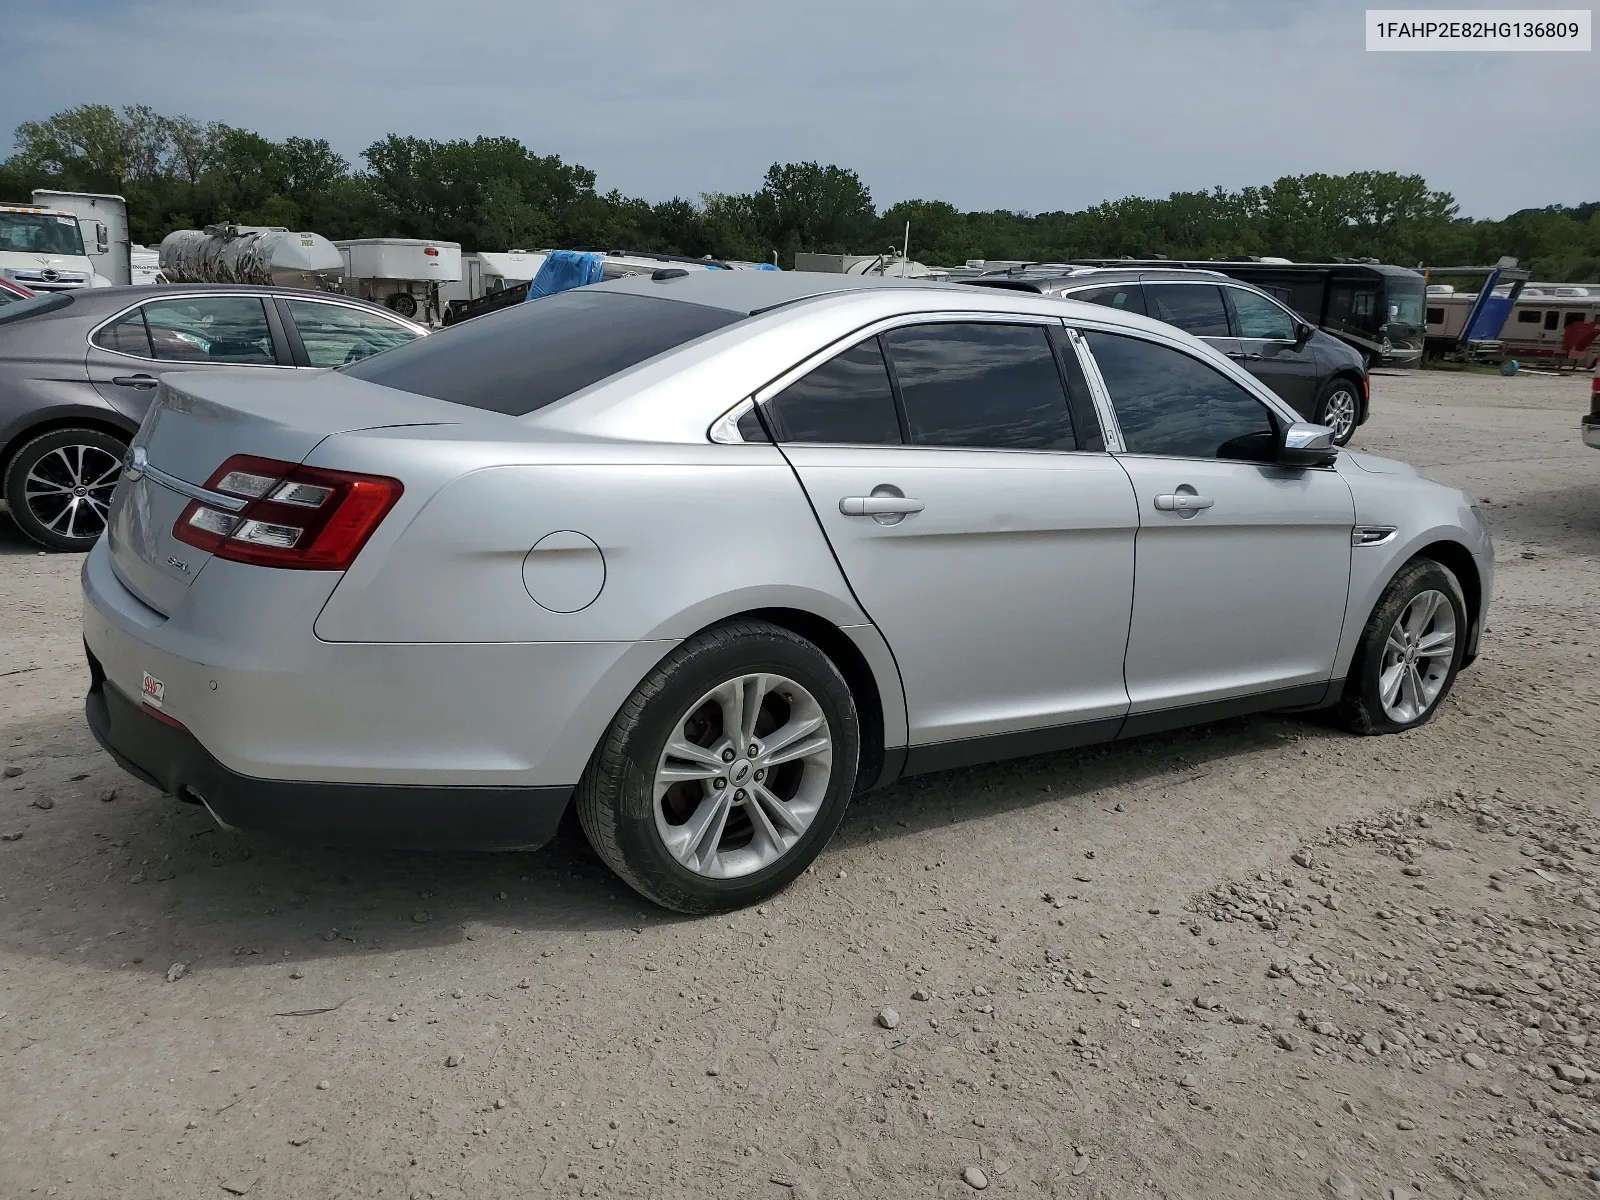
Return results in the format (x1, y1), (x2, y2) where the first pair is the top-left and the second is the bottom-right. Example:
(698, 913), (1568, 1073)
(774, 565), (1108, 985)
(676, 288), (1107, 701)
(13, 104), (130, 189)
(4, 102), (1596, 280)
(751, 162), (876, 264)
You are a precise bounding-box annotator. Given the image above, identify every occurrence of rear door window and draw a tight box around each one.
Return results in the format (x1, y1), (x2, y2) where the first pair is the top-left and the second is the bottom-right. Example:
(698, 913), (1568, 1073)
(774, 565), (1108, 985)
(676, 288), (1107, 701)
(764, 337), (901, 445)
(1145, 284), (1231, 337)
(141, 297), (277, 364)
(93, 308), (155, 357)
(343, 289), (743, 415)
(883, 322), (1076, 451)
(286, 299), (421, 366)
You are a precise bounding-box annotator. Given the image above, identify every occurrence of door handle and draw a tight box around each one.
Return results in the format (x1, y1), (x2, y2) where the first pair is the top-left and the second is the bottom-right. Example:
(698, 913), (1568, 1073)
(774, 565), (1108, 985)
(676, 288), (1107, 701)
(840, 495), (925, 517)
(1225, 351), (1247, 360)
(112, 374), (158, 389)
(1154, 492), (1214, 514)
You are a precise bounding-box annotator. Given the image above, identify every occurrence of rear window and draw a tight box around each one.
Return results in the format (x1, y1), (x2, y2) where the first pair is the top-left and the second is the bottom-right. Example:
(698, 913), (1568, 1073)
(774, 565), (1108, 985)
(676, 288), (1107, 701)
(341, 289), (743, 415)
(0, 292), (73, 326)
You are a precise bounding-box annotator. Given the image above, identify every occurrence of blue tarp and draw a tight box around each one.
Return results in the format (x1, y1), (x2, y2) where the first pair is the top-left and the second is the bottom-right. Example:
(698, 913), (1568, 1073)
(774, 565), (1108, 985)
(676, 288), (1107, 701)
(525, 251), (605, 301)
(1465, 296), (1514, 342)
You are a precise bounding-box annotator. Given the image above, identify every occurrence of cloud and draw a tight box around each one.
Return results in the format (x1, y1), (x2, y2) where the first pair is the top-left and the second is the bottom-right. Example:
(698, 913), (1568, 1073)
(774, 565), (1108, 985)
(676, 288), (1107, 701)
(5, 0), (1595, 218)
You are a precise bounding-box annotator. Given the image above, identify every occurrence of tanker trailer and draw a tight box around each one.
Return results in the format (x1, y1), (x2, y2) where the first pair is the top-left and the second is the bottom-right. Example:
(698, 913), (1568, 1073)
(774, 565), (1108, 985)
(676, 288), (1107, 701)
(158, 225), (344, 290)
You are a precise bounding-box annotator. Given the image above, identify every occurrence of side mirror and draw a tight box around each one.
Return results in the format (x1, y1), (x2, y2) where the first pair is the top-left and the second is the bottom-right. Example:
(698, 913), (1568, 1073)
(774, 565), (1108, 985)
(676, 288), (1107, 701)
(1278, 422), (1338, 468)
(1293, 322), (1313, 348)
(95, 222), (109, 255)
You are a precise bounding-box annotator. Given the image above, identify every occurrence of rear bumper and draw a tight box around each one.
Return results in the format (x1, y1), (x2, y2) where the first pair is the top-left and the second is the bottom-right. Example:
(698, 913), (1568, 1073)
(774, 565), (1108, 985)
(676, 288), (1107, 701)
(81, 537), (670, 788)
(86, 667), (571, 850)
(1583, 416), (1600, 450)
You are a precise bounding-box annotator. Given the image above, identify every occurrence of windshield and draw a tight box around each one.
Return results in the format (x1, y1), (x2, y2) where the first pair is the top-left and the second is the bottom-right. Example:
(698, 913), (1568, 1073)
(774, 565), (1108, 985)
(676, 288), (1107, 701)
(0, 211), (86, 257)
(1386, 280), (1425, 327)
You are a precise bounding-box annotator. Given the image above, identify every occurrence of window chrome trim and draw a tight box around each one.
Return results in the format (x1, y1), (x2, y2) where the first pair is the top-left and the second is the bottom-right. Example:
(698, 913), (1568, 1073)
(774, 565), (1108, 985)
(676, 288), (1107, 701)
(1061, 325), (1124, 453)
(708, 397), (757, 444)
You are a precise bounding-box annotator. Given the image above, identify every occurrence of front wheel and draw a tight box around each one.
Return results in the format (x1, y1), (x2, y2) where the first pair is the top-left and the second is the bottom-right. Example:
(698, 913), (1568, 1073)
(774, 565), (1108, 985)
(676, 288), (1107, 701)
(1338, 559), (1467, 735)
(3, 427), (127, 552)
(1315, 378), (1361, 446)
(575, 620), (860, 913)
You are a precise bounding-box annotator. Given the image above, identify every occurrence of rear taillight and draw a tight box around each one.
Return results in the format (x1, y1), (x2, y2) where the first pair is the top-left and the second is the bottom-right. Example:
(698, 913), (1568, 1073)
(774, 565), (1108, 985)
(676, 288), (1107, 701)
(172, 454), (402, 570)
(1591, 375), (1599, 416)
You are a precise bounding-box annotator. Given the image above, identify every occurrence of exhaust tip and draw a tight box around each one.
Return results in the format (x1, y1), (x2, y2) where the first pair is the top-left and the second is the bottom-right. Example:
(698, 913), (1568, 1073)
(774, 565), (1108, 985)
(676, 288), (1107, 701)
(182, 787), (238, 832)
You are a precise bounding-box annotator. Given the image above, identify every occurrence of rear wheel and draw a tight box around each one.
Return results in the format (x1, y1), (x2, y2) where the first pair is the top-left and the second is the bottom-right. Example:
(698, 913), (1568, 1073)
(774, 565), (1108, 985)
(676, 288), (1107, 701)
(1314, 378), (1361, 445)
(575, 620), (859, 913)
(1338, 559), (1467, 735)
(3, 427), (126, 552)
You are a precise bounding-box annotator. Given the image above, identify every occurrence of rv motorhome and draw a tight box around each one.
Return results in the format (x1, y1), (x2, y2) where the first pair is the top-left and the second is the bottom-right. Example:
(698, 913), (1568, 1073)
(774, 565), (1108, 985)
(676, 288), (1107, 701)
(1425, 283), (1600, 367)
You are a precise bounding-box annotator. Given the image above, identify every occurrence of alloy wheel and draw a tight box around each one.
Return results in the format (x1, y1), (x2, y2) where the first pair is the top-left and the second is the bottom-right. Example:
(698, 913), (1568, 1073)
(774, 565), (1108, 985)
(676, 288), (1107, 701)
(1378, 589), (1456, 724)
(652, 672), (833, 878)
(23, 443), (121, 543)
(1323, 387), (1358, 442)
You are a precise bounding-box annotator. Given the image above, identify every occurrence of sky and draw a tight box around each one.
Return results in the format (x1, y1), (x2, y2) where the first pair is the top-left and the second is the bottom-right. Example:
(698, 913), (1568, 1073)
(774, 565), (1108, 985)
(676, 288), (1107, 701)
(5, 0), (1596, 219)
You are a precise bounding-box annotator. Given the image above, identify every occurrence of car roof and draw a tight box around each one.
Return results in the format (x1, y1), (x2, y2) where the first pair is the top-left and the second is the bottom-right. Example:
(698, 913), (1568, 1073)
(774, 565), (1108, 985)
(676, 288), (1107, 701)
(593, 268), (958, 315)
(959, 266), (1235, 295)
(65, 283), (412, 316)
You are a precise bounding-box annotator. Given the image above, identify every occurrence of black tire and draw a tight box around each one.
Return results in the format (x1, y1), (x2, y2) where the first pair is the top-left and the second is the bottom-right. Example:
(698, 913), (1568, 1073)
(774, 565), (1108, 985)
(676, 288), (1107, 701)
(1314, 377), (1362, 446)
(1338, 559), (1468, 736)
(3, 426), (127, 552)
(386, 292), (418, 318)
(575, 620), (860, 913)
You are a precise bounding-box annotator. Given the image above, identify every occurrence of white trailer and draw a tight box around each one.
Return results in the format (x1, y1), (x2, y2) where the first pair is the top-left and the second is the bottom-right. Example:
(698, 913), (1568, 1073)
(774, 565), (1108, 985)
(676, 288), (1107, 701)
(478, 250), (548, 292)
(439, 250), (549, 316)
(31, 190), (129, 286)
(334, 238), (462, 325)
(130, 244), (165, 285)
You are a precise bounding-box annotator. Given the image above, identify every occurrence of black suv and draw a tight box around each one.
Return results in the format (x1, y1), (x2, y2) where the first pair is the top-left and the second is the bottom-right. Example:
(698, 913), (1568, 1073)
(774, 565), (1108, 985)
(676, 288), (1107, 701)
(959, 267), (1369, 444)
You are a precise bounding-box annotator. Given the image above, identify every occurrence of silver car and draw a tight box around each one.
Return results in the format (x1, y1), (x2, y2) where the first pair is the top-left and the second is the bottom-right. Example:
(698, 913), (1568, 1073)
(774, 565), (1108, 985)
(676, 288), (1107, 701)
(0, 284), (427, 553)
(82, 271), (1493, 913)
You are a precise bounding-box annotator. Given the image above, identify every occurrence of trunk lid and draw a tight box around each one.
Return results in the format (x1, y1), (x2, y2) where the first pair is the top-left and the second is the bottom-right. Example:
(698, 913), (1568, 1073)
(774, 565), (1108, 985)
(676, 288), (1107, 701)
(108, 369), (460, 614)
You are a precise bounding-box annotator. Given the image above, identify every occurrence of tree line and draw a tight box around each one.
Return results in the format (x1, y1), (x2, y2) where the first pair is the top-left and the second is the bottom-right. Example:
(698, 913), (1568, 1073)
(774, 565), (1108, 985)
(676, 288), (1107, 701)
(3, 104), (1597, 281)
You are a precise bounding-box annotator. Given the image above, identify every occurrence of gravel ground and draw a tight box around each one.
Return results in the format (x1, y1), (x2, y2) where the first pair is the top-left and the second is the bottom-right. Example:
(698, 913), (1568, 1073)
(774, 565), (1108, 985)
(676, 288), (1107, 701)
(0, 368), (1596, 1199)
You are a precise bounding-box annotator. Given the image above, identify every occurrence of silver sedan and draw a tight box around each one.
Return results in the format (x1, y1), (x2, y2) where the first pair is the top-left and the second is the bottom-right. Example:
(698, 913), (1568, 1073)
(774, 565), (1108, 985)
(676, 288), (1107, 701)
(81, 271), (1493, 912)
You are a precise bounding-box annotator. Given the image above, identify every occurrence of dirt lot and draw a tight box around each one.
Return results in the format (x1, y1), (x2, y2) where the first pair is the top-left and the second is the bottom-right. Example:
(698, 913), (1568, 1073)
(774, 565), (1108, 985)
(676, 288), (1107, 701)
(1, 369), (1597, 1200)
